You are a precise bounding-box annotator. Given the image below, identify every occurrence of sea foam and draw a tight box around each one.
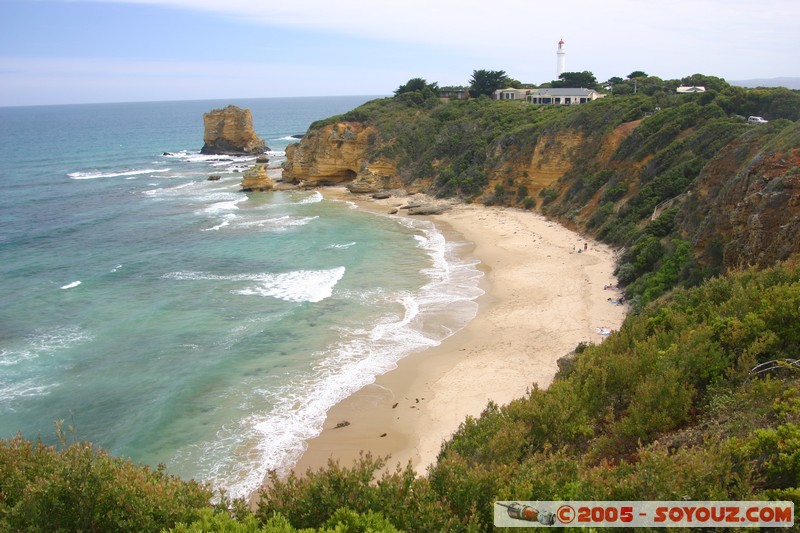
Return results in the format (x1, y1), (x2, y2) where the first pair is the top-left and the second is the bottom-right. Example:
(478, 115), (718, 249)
(68, 168), (170, 179)
(187, 217), (484, 500)
(0, 326), (93, 369)
(234, 267), (345, 302)
(188, 289), (437, 500)
(0, 378), (56, 402)
(296, 191), (323, 204)
(162, 150), (255, 165)
(234, 215), (319, 231)
(163, 267), (346, 303)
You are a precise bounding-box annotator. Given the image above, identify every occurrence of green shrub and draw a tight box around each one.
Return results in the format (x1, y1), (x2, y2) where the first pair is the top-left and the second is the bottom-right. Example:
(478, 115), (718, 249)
(0, 433), (213, 532)
(539, 187), (559, 205)
(256, 455), (464, 532)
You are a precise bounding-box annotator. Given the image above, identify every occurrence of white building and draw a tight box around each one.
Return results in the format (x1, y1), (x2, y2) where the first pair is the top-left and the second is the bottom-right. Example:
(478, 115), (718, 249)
(526, 88), (605, 105)
(676, 86), (706, 93)
(493, 88), (531, 100)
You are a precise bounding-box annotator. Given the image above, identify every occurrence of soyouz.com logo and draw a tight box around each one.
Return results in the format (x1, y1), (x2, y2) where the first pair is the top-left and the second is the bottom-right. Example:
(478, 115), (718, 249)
(494, 501), (794, 528)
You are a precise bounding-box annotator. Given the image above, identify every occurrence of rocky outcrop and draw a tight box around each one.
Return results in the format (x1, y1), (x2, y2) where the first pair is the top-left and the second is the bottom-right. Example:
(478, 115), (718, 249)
(201, 105), (267, 155)
(678, 123), (800, 269)
(346, 180), (379, 194)
(282, 101), (800, 275)
(240, 164), (274, 192)
(282, 123), (399, 188)
(408, 205), (449, 215)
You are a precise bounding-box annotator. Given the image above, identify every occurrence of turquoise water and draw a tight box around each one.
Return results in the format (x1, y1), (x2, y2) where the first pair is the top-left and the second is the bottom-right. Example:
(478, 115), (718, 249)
(0, 97), (483, 498)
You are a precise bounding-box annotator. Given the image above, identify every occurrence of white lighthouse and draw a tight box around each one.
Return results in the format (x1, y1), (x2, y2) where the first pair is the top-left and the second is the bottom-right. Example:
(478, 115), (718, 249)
(556, 38), (566, 77)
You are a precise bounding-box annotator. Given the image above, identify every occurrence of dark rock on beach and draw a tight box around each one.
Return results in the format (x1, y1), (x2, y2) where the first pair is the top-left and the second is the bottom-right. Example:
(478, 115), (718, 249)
(408, 205), (449, 215)
(346, 181), (379, 194)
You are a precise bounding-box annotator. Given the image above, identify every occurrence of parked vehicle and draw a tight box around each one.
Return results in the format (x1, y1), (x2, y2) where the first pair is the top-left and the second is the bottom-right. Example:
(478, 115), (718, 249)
(747, 116), (769, 124)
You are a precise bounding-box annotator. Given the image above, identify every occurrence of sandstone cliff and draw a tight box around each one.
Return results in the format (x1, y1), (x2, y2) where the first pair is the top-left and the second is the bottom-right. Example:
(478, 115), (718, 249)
(283, 93), (800, 300)
(201, 105), (267, 155)
(240, 163), (274, 192)
(282, 118), (625, 203)
(282, 123), (399, 192)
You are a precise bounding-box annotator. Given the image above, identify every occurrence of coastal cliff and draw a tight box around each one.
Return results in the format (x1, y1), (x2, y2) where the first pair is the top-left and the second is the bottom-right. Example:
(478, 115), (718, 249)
(283, 89), (800, 306)
(282, 122), (399, 192)
(4, 84), (799, 533)
(201, 105), (267, 155)
(678, 124), (800, 269)
(257, 84), (800, 530)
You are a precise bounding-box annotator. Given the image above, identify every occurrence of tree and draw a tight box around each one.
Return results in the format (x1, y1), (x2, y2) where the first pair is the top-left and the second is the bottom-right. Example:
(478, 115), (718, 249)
(681, 73), (729, 92)
(628, 70), (648, 79)
(552, 71), (598, 89)
(394, 77), (439, 96)
(469, 69), (510, 98)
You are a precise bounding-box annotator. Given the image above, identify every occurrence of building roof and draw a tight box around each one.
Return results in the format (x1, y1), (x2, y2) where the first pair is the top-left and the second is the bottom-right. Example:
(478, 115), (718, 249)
(530, 88), (601, 97)
(676, 86), (706, 93)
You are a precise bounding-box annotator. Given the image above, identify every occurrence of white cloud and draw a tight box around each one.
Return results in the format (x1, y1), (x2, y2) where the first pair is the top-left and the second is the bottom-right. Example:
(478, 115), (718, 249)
(5, 0), (799, 104)
(69, 0), (800, 81)
(73, 0), (799, 46)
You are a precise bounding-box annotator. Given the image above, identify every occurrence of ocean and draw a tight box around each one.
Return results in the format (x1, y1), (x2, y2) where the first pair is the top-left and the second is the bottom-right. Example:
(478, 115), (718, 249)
(0, 96), (483, 499)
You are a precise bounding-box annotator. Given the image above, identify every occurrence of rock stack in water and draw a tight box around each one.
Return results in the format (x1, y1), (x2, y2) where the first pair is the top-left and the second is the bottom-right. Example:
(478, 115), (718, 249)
(200, 105), (267, 155)
(240, 163), (274, 192)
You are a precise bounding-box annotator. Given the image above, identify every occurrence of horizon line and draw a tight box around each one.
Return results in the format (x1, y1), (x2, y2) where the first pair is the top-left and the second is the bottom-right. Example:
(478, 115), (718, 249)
(0, 94), (392, 110)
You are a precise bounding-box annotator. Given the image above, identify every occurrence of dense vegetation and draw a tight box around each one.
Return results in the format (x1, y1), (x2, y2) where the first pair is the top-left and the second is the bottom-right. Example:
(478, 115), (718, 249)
(311, 76), (799, 310)
(5, 263), (798, 531)
(0, 423), (214, 532)
(255, 262), (800, 531)
(3, 76), (798, 531)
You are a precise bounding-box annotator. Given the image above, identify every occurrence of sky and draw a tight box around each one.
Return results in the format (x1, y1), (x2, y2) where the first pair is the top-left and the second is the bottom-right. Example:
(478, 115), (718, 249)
(1, 0), (798, 106)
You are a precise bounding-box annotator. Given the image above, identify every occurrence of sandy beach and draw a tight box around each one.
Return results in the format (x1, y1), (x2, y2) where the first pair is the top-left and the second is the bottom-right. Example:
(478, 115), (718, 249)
(282, 189), (627, 482)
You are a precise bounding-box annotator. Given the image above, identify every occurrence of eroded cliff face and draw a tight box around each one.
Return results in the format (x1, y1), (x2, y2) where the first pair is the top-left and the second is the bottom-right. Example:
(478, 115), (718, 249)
(282, 123), (399, 191)
(486, 122), (639, 204)
(489, 130), (583, 195)
(283, 123), (594, 200)
(283, 113), (799, 272)
(678, 126), (800, 269)
(201, 105), (267, 155)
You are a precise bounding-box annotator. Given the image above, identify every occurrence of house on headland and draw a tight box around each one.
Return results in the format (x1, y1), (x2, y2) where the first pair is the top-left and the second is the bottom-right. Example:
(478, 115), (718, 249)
(526, 88), (605, 105)
(490, 87), (605, 105)
(676, 86), (706, 93)
(493, 88), (532, 100)
(439, 87), (469, 100)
